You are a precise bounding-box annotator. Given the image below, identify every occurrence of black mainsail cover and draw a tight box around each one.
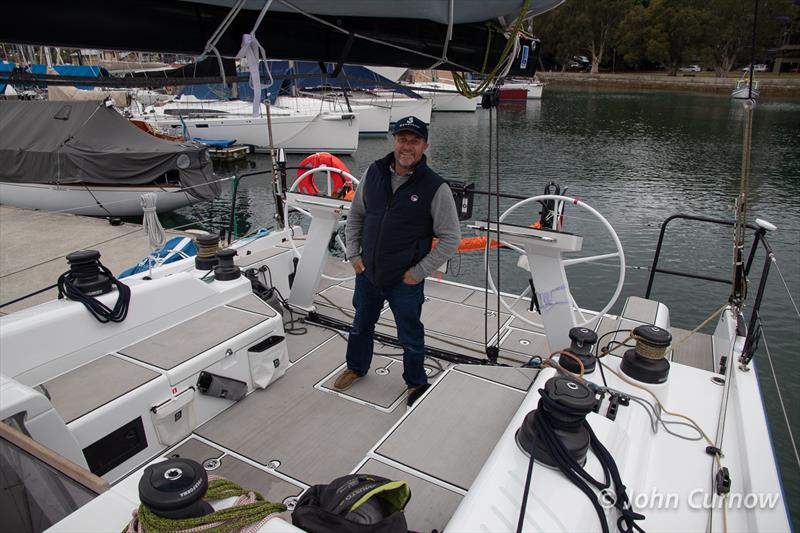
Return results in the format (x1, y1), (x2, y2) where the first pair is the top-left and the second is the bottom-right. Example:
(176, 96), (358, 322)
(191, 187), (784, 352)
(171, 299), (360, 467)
(1, 0), (562, 76)
(0, 101), (219, 200)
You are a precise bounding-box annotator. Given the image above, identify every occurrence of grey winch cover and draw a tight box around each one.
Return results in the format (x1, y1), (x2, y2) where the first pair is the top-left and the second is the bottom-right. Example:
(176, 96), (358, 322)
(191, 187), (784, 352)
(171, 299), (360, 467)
(0, 100), (219, 200)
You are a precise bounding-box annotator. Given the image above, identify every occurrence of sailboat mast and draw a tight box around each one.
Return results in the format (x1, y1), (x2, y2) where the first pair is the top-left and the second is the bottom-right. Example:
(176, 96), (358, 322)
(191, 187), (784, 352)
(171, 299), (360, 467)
(730, 100), (754, 307)
(730, 0), (760, 307)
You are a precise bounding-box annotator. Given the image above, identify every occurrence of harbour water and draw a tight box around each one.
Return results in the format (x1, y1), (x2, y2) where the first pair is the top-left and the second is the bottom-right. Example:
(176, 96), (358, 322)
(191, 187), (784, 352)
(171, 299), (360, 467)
(163, 87), (800, 523)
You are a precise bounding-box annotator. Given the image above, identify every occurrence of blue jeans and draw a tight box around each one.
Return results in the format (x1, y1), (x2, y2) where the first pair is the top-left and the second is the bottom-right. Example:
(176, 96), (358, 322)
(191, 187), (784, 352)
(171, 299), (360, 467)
(345, 273), (427, 387)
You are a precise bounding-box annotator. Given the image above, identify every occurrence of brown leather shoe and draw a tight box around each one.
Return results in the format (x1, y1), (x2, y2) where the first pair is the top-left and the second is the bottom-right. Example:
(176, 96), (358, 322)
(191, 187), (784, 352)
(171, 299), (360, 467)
(407, 383), (430, 406)
(333, 369), (361, 391)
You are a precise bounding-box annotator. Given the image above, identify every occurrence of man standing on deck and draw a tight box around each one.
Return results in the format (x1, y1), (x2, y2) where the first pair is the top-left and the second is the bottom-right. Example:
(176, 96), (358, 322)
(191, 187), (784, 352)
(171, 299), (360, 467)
(333, 116), (461, 406)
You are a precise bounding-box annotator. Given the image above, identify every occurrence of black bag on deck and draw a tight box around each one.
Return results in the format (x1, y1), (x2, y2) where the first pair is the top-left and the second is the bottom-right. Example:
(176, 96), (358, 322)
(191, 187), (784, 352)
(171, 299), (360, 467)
(291, 474), (411, 532)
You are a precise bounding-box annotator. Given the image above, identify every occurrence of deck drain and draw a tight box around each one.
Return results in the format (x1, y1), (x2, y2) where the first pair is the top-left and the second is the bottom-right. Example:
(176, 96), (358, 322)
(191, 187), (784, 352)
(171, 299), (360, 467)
(711, 376), (726, 386)
(267, 460), (281, 469)
(202, 458), (220, 471)
(375, 367), (389, 376)
(283, 496), (298, 510)
(519, 339), (531, 346)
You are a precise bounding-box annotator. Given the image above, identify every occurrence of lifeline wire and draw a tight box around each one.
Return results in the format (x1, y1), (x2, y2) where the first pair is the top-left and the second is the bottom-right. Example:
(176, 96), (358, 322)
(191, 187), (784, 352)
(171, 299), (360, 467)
(772, 257), (800, 320)
(761, 324), (800, 470)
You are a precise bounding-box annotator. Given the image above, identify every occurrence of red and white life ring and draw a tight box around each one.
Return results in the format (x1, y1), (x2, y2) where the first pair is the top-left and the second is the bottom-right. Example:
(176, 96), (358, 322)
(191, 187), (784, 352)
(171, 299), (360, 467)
(296, 152), (353, 197)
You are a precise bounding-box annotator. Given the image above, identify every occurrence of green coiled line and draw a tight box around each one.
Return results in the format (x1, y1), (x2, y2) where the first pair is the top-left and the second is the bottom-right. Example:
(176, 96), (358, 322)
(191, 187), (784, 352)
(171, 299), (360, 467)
(126, 478), (287, 533)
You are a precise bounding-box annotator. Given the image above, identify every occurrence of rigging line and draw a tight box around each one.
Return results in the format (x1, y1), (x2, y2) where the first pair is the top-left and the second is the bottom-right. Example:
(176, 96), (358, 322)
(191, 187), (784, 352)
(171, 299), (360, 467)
(772, 256), (800, 320)
(82, 184), (115, 218)
(484, 106), (494, 350)
(199, 0), (247, 60)
(41, 175), (235, 216)
(0, 226), (143, 279)
(274, 0), (476, 73)
(495, 102), (501, 351)
(429, 0), (454, 70)
(761, 324), (800, 471)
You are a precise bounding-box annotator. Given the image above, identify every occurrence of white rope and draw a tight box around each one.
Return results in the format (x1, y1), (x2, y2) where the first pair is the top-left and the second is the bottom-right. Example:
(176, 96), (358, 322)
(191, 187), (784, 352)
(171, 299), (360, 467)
(235, 0), (275, 117)
(140, 193), (166, 250)
(772, 256), (800, 320)
(760, 324), (800, 471)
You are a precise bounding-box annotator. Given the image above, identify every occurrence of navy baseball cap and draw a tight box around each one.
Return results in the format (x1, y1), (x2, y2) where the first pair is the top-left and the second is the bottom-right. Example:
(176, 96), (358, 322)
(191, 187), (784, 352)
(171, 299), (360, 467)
(392, 116), (428, 141)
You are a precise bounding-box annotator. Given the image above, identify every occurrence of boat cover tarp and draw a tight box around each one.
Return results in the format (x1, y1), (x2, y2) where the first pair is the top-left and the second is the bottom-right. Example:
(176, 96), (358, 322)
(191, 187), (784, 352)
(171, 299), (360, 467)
(1, 1), (559, 75)
(274, 62), (420, 98)
(0, 100), (219, 200)
(179, 62), (417, 102)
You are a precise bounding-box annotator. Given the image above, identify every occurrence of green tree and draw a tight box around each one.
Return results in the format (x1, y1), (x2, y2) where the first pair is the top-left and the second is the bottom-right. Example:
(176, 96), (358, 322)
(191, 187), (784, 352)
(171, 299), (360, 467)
(617, 0), (709, 75)
(701, 0), (793, 76)
(534, 3), (584, 71)
(575, 0), (634, 73)
(535, 0), (635, 72)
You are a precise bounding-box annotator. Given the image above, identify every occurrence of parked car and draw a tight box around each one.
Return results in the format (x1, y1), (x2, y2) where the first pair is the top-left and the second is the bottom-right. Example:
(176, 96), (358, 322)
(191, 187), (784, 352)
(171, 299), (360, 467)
(742, 64), (768, 72)
(679, 65), (701, 72)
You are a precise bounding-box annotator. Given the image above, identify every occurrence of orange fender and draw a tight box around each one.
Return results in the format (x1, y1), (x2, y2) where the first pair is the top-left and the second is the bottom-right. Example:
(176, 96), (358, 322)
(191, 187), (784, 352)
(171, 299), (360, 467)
(296, 152), (352, 195)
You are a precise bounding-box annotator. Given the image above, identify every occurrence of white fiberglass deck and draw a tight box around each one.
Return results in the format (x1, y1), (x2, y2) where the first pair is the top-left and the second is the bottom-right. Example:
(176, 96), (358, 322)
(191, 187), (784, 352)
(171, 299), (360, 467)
(42, 256), (722, 531)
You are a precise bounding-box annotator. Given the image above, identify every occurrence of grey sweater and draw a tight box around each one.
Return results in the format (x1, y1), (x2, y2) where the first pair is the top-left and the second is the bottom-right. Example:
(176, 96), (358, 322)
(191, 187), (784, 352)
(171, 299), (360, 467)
(345, 165), (462, 282)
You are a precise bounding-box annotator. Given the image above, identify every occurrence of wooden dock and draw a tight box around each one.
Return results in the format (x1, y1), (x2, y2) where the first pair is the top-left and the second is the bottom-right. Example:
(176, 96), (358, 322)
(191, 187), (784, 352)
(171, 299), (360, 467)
(0, 206), (187, 315)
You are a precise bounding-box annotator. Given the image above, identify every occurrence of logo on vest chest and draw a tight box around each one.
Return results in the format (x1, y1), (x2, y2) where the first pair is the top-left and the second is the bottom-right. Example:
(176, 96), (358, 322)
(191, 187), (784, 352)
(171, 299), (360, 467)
(410, 194), (419, 202)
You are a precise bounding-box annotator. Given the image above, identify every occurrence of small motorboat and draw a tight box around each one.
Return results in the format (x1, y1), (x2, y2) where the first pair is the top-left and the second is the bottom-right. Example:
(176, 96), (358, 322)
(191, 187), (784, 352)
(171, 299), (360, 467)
(732, 76), (760, 99)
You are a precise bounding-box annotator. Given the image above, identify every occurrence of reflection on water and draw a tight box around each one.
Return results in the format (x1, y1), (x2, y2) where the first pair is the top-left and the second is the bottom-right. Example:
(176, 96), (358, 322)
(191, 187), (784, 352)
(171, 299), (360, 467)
(170, 88), (799, 519)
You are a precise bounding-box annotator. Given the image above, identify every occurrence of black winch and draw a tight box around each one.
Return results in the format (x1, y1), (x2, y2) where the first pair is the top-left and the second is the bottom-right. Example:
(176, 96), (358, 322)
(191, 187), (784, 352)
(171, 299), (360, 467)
(194, 233), (220, 271)
(138, 458), (213, 519)
(213, 248), (240, 281)
(57, 250), (130, 323)
(559, 327), (598, 374)
(516, 376), (596, 467)
(63, 250), (112, 296)
(620, 324), (672, 384)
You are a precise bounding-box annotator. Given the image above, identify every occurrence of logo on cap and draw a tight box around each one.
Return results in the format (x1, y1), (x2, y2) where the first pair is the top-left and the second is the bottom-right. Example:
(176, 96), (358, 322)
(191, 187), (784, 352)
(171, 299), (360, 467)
(405, 117), (414, 124)
(410, 194), (419, 202)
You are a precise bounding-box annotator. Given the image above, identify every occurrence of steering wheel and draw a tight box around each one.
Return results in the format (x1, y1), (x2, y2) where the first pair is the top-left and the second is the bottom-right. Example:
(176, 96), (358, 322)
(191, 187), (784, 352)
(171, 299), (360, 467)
(484, 195), (625, 329)
(284, 165), (360, 282)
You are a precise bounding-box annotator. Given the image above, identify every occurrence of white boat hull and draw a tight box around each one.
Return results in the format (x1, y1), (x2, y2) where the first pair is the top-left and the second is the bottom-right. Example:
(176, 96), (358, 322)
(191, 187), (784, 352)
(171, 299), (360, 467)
(732, 80), (760, 99)
(732, 88), (760, 99)
(0, 182), (196, 217)
(351, 94), (433, 124)
(409, 82), (479, 112)
(275, 96), (390, 135)
(149, 111), (359, 154)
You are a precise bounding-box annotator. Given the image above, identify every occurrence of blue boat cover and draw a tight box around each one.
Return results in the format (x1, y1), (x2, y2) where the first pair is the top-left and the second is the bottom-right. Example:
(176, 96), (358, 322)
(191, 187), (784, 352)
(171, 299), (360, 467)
(0, 62), (13, 93)
(119, 236), (197, 278)
(193, 138), (237, 148)
(28, 64), (109, 90)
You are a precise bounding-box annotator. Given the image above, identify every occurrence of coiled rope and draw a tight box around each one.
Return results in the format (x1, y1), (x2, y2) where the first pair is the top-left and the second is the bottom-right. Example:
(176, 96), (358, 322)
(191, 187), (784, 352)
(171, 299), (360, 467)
(452, 0), (530, 97)
(57, 258), (130, 324)
(141, 192), (167, 255)
(125, 477), (286, 533)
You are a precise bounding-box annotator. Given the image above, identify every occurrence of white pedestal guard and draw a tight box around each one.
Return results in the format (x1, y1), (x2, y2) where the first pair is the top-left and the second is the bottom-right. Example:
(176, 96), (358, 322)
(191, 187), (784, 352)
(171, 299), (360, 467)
(473, 194), (626, 352)
(285, 192), (350, 311)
